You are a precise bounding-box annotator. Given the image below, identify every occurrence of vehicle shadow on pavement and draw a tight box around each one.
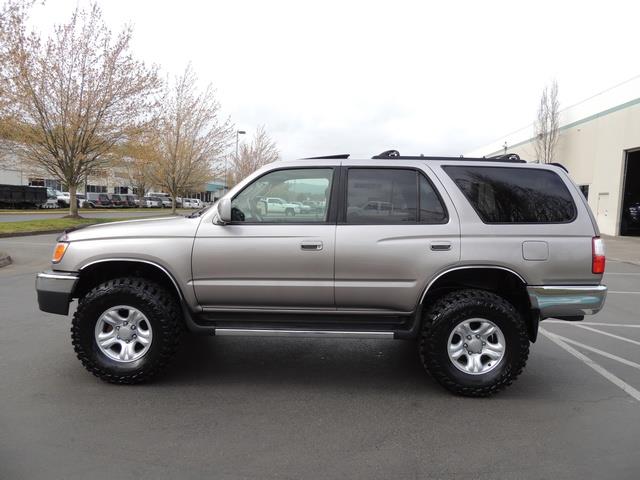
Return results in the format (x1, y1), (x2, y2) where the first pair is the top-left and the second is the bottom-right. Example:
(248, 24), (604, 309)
(159, 334), (445, 393)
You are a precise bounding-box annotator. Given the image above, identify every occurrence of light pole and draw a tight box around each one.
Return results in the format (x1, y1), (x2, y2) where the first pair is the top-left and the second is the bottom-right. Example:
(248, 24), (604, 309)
(226, 130), (246, 193)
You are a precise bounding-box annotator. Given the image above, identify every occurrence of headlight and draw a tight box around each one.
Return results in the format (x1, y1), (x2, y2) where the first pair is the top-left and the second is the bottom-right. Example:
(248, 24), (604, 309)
(52, 242), (69, 263)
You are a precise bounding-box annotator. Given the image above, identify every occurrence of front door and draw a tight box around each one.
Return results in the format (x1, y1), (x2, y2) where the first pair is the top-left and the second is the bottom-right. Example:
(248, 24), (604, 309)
(192, 167), (338, 310)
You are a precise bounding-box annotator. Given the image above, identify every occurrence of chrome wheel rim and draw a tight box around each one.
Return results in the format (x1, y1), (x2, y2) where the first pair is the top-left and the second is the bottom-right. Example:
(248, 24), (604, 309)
(94, 305), (153, 363)
(447, 318), (506, 375)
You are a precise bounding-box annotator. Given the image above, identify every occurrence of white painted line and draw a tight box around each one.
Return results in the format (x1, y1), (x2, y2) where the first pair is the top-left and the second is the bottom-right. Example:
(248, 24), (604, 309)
(573, 324), (640, 347)
(608, 291), (640, 294)
(604, 273), (640, 276)
(545, 320), (640, 328)
(546, 331), (640, 372)
(539, 329), (640, 403)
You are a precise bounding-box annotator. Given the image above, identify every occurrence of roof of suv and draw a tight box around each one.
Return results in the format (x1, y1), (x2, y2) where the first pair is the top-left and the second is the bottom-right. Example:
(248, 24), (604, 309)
(293, 150), (569, 172)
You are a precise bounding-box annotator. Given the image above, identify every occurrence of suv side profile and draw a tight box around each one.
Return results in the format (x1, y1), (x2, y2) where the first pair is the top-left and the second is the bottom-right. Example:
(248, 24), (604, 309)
(35, 151), (607, 396)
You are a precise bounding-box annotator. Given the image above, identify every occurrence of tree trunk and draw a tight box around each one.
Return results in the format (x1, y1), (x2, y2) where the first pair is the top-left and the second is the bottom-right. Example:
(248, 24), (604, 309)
(68, 184), (80, 218)
(171, 196), (177, 215)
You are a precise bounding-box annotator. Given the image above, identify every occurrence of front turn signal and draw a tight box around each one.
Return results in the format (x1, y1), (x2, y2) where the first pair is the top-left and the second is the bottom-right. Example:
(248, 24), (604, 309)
(52, 242), (69, 263)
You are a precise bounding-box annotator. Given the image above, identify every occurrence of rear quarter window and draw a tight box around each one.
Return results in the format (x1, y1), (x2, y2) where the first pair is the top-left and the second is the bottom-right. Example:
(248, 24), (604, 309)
(443, 166), (577, 223)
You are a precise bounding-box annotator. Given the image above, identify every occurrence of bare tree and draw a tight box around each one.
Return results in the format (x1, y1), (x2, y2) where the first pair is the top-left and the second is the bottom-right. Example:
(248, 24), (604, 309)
(230, 126), (280, 185)
(115, 137), (156, 198)
(150, 65), (233, 213)
(0, 2), (160, 216)
(534, 80), (560, 164)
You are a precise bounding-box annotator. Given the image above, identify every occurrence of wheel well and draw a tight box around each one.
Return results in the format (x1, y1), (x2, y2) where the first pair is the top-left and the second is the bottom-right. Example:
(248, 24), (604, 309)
(422, 268), (539, 341)
(73, 261), (182, 303)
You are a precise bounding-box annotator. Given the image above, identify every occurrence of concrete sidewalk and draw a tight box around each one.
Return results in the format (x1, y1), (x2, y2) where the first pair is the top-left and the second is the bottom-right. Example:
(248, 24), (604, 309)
(602, 235), (640, 265)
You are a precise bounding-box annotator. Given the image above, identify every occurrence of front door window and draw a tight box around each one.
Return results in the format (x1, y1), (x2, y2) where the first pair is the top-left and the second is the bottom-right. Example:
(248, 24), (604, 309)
(231, 168), (334, 223)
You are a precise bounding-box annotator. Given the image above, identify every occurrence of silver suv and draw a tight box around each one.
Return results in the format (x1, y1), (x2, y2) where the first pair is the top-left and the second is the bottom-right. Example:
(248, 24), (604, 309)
(35, 151), (607, 396)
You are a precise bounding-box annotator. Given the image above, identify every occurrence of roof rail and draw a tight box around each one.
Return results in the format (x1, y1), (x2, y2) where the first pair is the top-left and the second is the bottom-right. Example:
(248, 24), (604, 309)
(369, 149), (527, 163)
(372, 149), (401, 159)
(487, 153), (522, 162)
(549, 162), (569, 172)
(303, 153), (350, 159)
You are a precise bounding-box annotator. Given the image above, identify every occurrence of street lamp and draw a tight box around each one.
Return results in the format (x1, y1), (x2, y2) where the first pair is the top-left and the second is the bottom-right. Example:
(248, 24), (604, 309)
(225, 129), (246, 194)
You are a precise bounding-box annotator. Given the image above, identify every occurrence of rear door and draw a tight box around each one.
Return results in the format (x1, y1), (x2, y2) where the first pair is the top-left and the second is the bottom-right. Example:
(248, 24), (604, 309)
(334, 162), (460, 313)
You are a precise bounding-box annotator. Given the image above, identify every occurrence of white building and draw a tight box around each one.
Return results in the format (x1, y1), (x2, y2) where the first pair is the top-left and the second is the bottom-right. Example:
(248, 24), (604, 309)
(467, 77), (640, 237)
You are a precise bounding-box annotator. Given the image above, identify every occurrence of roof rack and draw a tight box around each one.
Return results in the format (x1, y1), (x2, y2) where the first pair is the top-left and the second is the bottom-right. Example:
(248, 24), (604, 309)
(303, 153), (350, 159)
(370, 150), (527, 163)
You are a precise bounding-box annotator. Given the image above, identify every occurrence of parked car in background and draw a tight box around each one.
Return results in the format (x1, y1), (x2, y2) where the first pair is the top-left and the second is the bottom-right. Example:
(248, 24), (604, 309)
(143, 196), (162, 208)
(292, 201), (312, 213)
(120, 194), (137, 208)
(109, 194), (126, 208)
(38, 188), (59, 209)
(261, 197), (301, 216)
(621, 195), (640, 234)
(76, 194), (86, 208)
(182, 198), (194, 208)
(56, 191), (70, 207)
(161, 197), (173, 208)
(84, 193), (112, 208)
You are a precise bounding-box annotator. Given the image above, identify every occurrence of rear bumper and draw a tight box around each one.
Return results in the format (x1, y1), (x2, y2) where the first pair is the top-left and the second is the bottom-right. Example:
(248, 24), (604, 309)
(36, 271), (78, 315)
(527, 285), (607, 319)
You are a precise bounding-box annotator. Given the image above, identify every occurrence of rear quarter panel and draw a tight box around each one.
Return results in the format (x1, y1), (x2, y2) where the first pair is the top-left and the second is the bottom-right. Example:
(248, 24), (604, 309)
(430, 162), (602, 286)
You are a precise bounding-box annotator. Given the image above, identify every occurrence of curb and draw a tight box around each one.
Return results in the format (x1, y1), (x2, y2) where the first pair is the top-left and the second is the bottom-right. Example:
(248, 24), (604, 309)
(0, 251), (12, 268)
(0, 229), (67, 239)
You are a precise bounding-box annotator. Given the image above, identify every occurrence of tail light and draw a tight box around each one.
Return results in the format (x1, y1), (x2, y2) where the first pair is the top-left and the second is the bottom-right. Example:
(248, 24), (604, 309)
(592, 236), (606, 274)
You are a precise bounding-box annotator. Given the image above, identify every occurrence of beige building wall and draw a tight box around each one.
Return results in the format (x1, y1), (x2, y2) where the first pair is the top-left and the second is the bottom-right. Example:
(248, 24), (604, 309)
(469, 99), (640, 236)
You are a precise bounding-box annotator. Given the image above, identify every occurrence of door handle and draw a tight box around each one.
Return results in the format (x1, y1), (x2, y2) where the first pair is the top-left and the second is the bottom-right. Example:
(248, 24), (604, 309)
(300, 241), (323, 251)
(430, 241), (451, 251)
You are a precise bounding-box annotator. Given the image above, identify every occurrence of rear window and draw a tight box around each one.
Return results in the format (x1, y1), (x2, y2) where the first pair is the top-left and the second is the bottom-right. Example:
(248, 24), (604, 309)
(443, 166), (576, 223)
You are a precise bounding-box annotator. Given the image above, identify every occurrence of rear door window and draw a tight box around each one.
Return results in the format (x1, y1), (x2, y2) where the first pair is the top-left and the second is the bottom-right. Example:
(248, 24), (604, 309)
(443, 166), (576, 223)
(345, 168), (448, 224)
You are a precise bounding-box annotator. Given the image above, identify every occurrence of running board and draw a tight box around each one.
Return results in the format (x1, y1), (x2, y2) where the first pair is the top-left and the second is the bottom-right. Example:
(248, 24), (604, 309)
(214, 328), (394, 339)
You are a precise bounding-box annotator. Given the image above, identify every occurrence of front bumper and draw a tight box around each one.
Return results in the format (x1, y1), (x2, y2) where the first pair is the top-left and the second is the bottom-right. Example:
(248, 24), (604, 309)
(527, 285), (607, 319)
(36, 271), (79, 315)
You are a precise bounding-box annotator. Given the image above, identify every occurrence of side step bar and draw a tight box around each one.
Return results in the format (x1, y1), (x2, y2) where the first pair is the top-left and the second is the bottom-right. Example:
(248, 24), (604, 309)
(215, 328), (394, 339)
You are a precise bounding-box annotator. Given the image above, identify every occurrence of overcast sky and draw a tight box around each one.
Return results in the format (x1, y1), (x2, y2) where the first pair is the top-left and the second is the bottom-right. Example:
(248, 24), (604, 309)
(29, 0), (640, 159)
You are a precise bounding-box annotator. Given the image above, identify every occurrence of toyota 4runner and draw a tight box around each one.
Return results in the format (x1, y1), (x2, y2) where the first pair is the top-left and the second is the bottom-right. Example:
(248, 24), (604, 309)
(36, 151), (607, 396)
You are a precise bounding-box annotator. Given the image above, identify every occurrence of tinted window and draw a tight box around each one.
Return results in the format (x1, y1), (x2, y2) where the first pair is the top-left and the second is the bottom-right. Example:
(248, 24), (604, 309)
(419, 174), (447, 223)
(231, 168), (333, 223)
(347, 169), (416, 224)
(443, 166), (576, 223)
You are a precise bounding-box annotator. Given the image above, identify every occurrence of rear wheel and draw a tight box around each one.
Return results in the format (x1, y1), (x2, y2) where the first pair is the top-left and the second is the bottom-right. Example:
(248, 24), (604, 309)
(71, 277), (182, 384)
(419, 289), (529, 397)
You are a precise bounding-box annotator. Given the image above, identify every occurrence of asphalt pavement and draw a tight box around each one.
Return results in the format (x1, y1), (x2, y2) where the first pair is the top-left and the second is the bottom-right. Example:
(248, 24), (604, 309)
(1, 234), (639, 479)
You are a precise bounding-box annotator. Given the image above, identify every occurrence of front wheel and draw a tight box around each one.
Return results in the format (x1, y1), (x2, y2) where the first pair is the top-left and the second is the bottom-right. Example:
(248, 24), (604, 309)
(419, 289), (529, 397)
(71, 277), (182, 384)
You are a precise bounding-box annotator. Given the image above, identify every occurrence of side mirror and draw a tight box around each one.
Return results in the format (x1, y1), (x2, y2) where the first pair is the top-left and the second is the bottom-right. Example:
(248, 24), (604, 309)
(216, 197), (232, 224)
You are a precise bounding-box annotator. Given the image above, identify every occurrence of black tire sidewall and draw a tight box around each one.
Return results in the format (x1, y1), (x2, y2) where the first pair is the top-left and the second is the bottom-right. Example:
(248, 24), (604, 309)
(420, 290), (530, 395)
(429, 302), (523, 387)
(73, 281), (179, 380)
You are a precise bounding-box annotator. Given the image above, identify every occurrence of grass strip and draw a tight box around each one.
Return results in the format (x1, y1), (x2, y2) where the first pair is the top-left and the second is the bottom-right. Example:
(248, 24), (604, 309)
(0, 217), (147, 235)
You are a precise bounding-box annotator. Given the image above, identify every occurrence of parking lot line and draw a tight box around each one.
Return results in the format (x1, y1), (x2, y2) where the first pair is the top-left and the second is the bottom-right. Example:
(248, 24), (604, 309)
(545, 320), (640, 328)
(544, 331), (640, 371)
(539, 329), (640, 403)
(608, 291), (640, 294)
(573, 324), (640, 346)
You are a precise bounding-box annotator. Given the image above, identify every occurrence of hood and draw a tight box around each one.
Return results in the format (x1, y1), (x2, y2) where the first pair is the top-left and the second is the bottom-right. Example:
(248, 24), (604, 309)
(63, 215), (202, 242)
